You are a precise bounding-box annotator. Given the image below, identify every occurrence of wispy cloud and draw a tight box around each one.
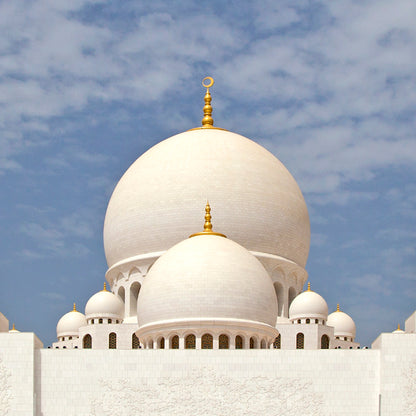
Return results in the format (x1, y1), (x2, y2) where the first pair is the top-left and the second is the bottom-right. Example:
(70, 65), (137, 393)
(41, 292), (65, 301)
(19, 210), (94, 258)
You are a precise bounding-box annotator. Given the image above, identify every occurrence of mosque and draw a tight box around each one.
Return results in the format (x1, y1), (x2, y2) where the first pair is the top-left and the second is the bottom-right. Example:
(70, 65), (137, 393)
(0, 77), (415, 415)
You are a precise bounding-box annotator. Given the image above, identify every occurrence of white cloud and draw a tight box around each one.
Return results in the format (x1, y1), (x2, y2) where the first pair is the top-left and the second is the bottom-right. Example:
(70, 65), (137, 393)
(311, 232), (327, 247)
(212, 1), (416, 200)
(19, 210), (95, 258)
(41, 292), (65, 301)
(350, 273), (391, 296)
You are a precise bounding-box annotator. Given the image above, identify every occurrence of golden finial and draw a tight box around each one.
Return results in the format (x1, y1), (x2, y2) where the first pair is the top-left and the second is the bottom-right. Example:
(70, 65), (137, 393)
(188, 77), (227, 132)
(307, 282), (311, 291)
(203, 201), (213, 232)
(189, 202), (226, 238)
(397, 323), (401, 330)
(336, 303), (340, 312)
(73, 303), (77, 312)
(12, 323), (16, 331)
(201, 77), (214, 128)
(102, 282), (107, 292)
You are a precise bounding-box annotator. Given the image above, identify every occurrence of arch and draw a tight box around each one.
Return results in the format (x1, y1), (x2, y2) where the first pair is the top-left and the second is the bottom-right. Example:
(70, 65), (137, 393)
(306, 318), (310, 324)
(201, 333), (213, 349)
(260, 339), (266, 349)
(273, 281), (284, 317)
(98, 318), (103, 324)
(170, 335), (179, 349)
(321, 334), (329, 349)
(296, 333), (304, 349)
(128, 267), (140, 279)
(83, 334), (92, 349)
(235, 335), (244, 349)
(273, 334), (281, 349)
(288, 287), (297, 308)
(219, 334), (229, 349)
(249, 337), (257, 349)
(129, 282), (141, 316)
(132, 333), (140, 349)
(118, 286), (125, 303)
(185, 334), (196, 349)
(109, 332), (117, 349)
(158, 337), (165, 349)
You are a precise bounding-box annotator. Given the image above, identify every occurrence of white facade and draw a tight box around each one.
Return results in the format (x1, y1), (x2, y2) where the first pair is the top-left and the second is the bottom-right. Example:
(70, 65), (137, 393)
(0, 328), (416, 415)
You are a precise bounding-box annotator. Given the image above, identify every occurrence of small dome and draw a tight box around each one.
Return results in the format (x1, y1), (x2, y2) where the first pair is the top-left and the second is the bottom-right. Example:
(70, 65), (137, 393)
(56, 305), (87, 338)
(137, 234), (278, 330)
(85, 284), (124, 321)
(327, 305), (356, 339)
(9, 323), (20, 333)
(289, 284), (328, 321)
(392, 324), (404, 334)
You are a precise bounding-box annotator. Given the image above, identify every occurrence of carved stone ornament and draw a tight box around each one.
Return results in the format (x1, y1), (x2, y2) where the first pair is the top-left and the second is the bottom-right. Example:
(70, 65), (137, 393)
(403, 358), (416, 415)
(0, 356), (11, 415)
(90, 366), (325, 416)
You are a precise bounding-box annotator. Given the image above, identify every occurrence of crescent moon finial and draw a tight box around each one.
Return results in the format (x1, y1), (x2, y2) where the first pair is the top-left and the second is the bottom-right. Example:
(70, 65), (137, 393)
(202, 76), (214, 89)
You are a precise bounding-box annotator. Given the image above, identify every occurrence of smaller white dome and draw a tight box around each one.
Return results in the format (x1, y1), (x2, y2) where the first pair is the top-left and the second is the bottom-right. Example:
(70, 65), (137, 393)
(85, 283), (124, 321)
(392, 324), (405, 334)
(138, 233), (278, 330)
(9, 323), (20, 333)
(289, 283), (328, 322)
(327, 305), (356, 339)
(56, 305), (87, 338)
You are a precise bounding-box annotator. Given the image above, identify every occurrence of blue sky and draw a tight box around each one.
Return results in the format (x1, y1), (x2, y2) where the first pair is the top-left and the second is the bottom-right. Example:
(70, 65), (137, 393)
(0, 0), (415, 347)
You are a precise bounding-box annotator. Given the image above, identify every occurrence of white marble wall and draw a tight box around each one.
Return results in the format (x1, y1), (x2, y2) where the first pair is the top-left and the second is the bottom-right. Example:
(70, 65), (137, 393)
(35, 349), (380, 416)
(373, 332), (416, 415)
(0, 333), (42, 416)
(0, 313), (8, 332)
(405, 311), (415, 333)
(1, 330), (416, 415)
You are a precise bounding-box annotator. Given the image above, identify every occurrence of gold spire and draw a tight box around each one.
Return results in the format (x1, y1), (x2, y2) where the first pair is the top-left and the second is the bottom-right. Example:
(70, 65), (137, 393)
(102, 282), (107, 292)
(188, 77), (227, 131)
(73, 303), (77, 312)
(189, 202), (226, 238)
(336, 303), (340, 312)
(12, 323), (16, 331)
(307, 282), (311, 291)
(397, 323), (401, 330)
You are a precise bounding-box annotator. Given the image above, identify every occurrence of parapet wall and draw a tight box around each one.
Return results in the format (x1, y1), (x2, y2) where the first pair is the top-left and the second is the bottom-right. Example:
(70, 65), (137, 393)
(1, 333), (416, 415)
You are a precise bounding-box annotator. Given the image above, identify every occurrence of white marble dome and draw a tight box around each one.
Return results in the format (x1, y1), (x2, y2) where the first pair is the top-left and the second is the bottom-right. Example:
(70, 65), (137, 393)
(56, 306), (87, 338)
(104, 128), (310, 273)
(137, 233), (278, 331)
(327, 306), (356, 338)
(392, 324), (405, 334)
(289, 285), (328, 321)
(85, 285), (124, 321)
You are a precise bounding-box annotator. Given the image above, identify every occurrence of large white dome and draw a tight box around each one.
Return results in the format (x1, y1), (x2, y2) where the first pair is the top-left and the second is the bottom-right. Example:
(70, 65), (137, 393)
(137, 234), (278, 330)
(104, 128), (310, 271)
